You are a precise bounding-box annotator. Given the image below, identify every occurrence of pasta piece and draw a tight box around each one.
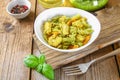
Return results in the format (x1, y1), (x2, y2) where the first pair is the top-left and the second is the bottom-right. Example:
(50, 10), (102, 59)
(70, 26), (77, 34)
(72, 20), (83, 28)
(61, 23), (69, 35)
(81, 19), (89, 27)
(48, 36), (62, 47)
(67, 14), (81, 26)
(76, 35), (85, 42)
(77, 28), (93, 35)
(52, 31), (59, 37)
(52, 27), (61, 34)
(77, 42), (83, 46)
(44, 22), (52, 34)
(63, 37), (72, 43)
(59, 16), (69, 23)
(71, 14), (81, 20)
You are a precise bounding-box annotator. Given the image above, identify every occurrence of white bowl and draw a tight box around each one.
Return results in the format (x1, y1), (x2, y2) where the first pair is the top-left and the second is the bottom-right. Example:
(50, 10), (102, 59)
(34, 7), (101, 53)
(6, 0), (31, 19)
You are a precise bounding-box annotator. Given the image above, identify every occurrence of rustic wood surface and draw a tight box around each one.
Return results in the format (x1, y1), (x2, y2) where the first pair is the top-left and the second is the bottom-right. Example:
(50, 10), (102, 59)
(56, 46), (120, 80)
(107, 0), (120, 75)
(0, 0), (120, 80)
(0, 0), (36, 80)
(114, 42), (120, 73)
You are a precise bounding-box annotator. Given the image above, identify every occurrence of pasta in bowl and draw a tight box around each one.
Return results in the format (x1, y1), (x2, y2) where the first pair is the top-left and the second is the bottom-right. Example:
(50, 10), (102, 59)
(43, 14), (93, 49)
(34, 7), (101, 53)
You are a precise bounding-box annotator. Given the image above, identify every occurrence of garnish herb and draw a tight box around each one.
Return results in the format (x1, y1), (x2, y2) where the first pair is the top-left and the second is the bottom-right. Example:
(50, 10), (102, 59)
(24, 53), (54, 80)
(24, 55), (39, 68)
(42, 63), (54, 80)
(38, 54), (45, 64)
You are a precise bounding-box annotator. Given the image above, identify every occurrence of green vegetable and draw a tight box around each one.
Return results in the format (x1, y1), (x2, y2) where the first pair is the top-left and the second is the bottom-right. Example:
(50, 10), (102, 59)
(24, 54), (54, 80)
(24, 55), (39, 68)
(70, 0), (108, 11)
(42, 63), (54, 80)
(38, 54), (46, 64)
(36, 64), (43, 73)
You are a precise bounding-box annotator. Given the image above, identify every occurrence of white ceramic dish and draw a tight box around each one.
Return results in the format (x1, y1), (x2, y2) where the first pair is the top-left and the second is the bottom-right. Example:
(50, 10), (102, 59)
(6, 0), (31, 19)
(34, 7), (101, 53)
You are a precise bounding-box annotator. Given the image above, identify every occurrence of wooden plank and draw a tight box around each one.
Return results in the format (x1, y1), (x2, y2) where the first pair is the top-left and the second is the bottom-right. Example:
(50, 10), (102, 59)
(59, 46), (120, 80)
(106, 0), (120, 7)
(31, 1), (49, 80)
(116, 42), (120, 75)
(111, 0), (120, 71)
(89, 47), (119, 80)
(114, 42), (120, 74)
(0, 0), (36, 80)
(106, 0), (120, 76)
(33, 4), (120, 69)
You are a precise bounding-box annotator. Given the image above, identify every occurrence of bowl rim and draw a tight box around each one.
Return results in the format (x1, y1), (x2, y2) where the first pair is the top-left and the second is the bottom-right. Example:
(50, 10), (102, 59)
(34, 7), (101, 53)
(6, 0), (31, 16)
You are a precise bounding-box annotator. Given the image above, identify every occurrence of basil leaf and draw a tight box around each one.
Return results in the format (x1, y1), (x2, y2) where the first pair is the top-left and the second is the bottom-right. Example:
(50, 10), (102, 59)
(35, 64), (43, 73)
(42, 63), (54, 80)
(24, 55), (39, 68)
(38, 54), (45, 64)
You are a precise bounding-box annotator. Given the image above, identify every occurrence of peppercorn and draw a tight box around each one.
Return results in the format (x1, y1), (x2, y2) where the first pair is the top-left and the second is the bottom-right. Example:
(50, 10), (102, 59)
(11, 5), (28, 14)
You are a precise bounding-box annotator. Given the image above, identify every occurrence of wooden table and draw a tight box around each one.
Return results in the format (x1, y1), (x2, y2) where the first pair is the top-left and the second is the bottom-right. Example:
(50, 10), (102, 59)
(0, 0), (120, 80)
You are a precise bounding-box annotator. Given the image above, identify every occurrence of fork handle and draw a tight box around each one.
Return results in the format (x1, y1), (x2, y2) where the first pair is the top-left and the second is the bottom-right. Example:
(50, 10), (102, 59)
(94, 48), (120, 62)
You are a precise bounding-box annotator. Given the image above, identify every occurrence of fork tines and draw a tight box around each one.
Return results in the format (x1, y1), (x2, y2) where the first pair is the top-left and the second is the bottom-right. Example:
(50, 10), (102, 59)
(62, 65), (83, 76)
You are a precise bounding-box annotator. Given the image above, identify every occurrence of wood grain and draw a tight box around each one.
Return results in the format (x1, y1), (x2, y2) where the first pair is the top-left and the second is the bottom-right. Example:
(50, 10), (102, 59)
(0, 0), (119, 80)
(31, 0), (120, 80)
(106, 0), (120, 7)
(113, 42), (120, 74)
(0, 0), (36, 80)
(33, 4), (120, 69)
(106, 0), (120, 76)
(59, 46), (120, 80)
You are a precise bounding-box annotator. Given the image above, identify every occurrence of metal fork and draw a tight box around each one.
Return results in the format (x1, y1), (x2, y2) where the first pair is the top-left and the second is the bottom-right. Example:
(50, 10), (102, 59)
(63, 48), (120, 76)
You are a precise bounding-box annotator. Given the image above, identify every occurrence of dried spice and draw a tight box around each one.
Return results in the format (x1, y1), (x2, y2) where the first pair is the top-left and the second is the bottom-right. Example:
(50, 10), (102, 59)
(11, 5), (28, 14)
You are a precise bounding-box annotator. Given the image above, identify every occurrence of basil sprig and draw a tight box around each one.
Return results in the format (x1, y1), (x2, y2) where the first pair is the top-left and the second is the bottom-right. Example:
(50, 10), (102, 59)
(42, 63), (54, 80)
(24, 55), (39, 68)
(24, 54), (54, 80)
(38, 54), (45, 64)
